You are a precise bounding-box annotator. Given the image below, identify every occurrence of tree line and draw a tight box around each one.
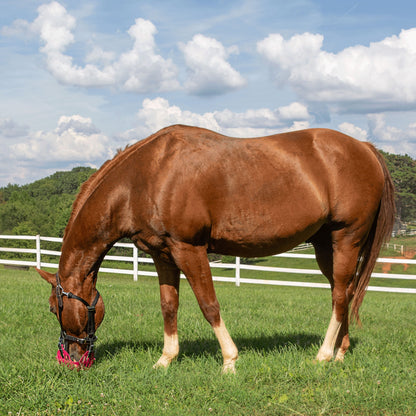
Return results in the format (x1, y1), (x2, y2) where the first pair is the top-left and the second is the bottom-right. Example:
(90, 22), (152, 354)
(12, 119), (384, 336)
(0, 167), (95, 237)
(381, 151), (416, 223)
(0, 151), (415, 237)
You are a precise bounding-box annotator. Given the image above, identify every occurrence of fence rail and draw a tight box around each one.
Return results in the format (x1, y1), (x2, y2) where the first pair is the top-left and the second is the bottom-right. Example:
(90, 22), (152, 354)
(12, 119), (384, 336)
(1, 235), (416, 294)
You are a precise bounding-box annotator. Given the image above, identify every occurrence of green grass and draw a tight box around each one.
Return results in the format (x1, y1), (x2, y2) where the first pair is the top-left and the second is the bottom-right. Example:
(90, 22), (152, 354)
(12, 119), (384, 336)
(1, 267), (416, 415)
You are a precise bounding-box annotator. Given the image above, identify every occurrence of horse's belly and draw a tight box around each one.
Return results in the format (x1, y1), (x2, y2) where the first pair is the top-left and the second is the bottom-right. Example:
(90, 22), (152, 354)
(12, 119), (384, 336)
(208, 214), (325, 257)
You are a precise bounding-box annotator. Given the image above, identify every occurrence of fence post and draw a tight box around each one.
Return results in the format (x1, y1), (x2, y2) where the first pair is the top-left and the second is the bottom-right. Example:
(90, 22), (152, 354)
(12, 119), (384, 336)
(133, 245), (138, 281)
(36, 234), (41, 269)
(235, 256), (240, 287)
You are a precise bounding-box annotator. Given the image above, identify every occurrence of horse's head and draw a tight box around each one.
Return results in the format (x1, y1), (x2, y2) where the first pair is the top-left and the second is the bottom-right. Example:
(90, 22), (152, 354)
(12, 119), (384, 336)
(37, 268), (105, 368)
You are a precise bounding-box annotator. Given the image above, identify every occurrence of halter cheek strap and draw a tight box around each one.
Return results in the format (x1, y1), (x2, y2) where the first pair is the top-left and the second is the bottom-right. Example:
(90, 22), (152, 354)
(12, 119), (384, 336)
(55, 273), (100, 358)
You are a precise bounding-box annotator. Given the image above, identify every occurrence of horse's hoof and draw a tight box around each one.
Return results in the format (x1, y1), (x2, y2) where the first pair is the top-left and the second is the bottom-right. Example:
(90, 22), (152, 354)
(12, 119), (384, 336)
(153, 354), (172, 369)
(315, 349), (333, 362)
(334, 351), (346, 362)
(222, 358), (237, 374)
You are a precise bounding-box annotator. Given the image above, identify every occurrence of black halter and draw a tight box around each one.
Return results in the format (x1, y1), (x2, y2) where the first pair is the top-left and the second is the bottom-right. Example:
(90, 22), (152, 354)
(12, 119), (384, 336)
(55, 272), (100, 358)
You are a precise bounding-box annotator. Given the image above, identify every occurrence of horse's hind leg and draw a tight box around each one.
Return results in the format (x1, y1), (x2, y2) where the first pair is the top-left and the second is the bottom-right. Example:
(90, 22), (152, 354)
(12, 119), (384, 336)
(170, 243), (238, 373)
(312, 230), (358, 362)
(153, 256), (181, 369)
(334, 282), (355, 361)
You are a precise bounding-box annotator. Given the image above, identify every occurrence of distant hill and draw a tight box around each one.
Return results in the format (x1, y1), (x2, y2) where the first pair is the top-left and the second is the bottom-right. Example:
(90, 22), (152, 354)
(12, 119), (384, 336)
(0, 167), (95, 236)
(0, 150), (415, 237)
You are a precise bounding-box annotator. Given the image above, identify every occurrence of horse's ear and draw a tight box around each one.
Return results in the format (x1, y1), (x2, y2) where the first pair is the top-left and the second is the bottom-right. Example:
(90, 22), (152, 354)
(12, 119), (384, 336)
(36, 268), (56, 285)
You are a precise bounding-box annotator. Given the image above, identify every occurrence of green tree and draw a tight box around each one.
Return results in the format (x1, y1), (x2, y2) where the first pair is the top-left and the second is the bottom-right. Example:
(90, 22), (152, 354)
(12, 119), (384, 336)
(0, 167), (95, 236)
(381, 151), (416, 222)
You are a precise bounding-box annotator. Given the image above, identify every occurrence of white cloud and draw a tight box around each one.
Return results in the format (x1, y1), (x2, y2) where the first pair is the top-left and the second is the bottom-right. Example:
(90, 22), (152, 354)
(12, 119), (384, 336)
(126, 97), (311, 140)
(1, 18), (33, 38)
(278, 102), (310, 121)
(135, 97), (220, 136)
(338, 122), (368, 141)
(368, 114), (403, 143)
(4, 3), (249, 97)
(113, 18), (179, 92)
(34, 1), (76, 54)
(10, 115), (110, 162)
(213, 102), (310, 129)
(334, 115), (416, 157)
(180, 34), (246, 95)
(6, 2), (179, 93)
(367, 114), (416, 155)
(85, 47), (116, 65)
(257, 28), (416, 113)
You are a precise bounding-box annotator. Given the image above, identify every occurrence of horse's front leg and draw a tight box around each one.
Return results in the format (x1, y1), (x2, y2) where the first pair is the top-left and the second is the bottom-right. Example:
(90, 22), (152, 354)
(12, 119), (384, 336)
(170, 243), (238, 373)
(153, 257), (181, 369)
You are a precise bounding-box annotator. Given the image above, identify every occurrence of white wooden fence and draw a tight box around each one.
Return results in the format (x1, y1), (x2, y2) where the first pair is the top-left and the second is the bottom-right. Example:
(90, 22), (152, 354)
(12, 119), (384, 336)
(1, 235), (416, 294)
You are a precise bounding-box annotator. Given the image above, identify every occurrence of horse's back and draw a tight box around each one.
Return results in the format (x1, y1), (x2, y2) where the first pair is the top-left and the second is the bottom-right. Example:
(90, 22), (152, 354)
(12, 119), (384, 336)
(144, 125), (384, 202)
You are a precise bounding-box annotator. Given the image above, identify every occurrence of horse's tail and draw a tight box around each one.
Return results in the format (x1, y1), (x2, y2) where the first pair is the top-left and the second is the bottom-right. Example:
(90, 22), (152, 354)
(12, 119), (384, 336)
(350, 144), (396, 324)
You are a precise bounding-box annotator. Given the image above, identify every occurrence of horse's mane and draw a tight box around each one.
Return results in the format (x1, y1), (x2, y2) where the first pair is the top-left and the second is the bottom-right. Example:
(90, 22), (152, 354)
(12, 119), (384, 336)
(63, 126), (177, 240)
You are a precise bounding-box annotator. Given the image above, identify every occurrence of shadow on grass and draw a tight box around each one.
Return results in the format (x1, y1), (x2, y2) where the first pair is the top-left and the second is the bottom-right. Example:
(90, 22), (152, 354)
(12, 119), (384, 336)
(179, 333), (357, 358)
(96, 332), (358, 361)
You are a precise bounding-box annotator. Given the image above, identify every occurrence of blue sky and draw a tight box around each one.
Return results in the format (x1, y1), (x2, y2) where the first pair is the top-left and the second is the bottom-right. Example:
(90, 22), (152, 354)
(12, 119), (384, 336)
(1, 0), (416, 185)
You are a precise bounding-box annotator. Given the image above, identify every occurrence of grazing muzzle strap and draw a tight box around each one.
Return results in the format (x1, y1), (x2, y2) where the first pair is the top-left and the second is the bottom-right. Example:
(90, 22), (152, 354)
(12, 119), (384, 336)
(55, 273), (100, 357)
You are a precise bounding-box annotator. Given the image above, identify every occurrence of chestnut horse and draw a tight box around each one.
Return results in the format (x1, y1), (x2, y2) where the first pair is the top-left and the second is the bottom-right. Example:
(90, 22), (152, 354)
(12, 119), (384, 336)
(38, 125), (395, 372)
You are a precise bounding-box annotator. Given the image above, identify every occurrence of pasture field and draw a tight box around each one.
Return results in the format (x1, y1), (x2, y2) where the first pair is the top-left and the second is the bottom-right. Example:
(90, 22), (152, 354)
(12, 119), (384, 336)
(1, 267), (415, 415)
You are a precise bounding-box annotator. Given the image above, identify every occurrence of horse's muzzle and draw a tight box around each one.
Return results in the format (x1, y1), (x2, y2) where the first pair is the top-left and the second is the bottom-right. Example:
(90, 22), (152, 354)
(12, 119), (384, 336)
(56, 342), (95, 369)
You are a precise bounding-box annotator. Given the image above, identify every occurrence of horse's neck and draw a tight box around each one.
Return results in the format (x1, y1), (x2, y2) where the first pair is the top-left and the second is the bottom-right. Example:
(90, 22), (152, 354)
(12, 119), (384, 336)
(59, 232), (115, 280)
(59, 194), (126, 279)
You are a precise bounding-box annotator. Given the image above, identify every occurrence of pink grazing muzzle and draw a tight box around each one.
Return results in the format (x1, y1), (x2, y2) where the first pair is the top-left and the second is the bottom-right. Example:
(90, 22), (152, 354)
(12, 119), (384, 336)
(54, 272), (100, 370)
(56, 344), (95, 369)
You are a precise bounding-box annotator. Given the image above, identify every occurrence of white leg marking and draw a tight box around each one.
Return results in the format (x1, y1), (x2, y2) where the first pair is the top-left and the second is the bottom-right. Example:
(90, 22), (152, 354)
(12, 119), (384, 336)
(316, 309), (342, 362)
(153, 331), (179, 369)
(335, 349), (345, 362)
(213, 317), (238, 374)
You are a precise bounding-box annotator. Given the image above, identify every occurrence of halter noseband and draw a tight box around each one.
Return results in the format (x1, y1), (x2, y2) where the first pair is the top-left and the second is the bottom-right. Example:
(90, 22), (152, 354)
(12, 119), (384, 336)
(55, 272), (100, 359)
